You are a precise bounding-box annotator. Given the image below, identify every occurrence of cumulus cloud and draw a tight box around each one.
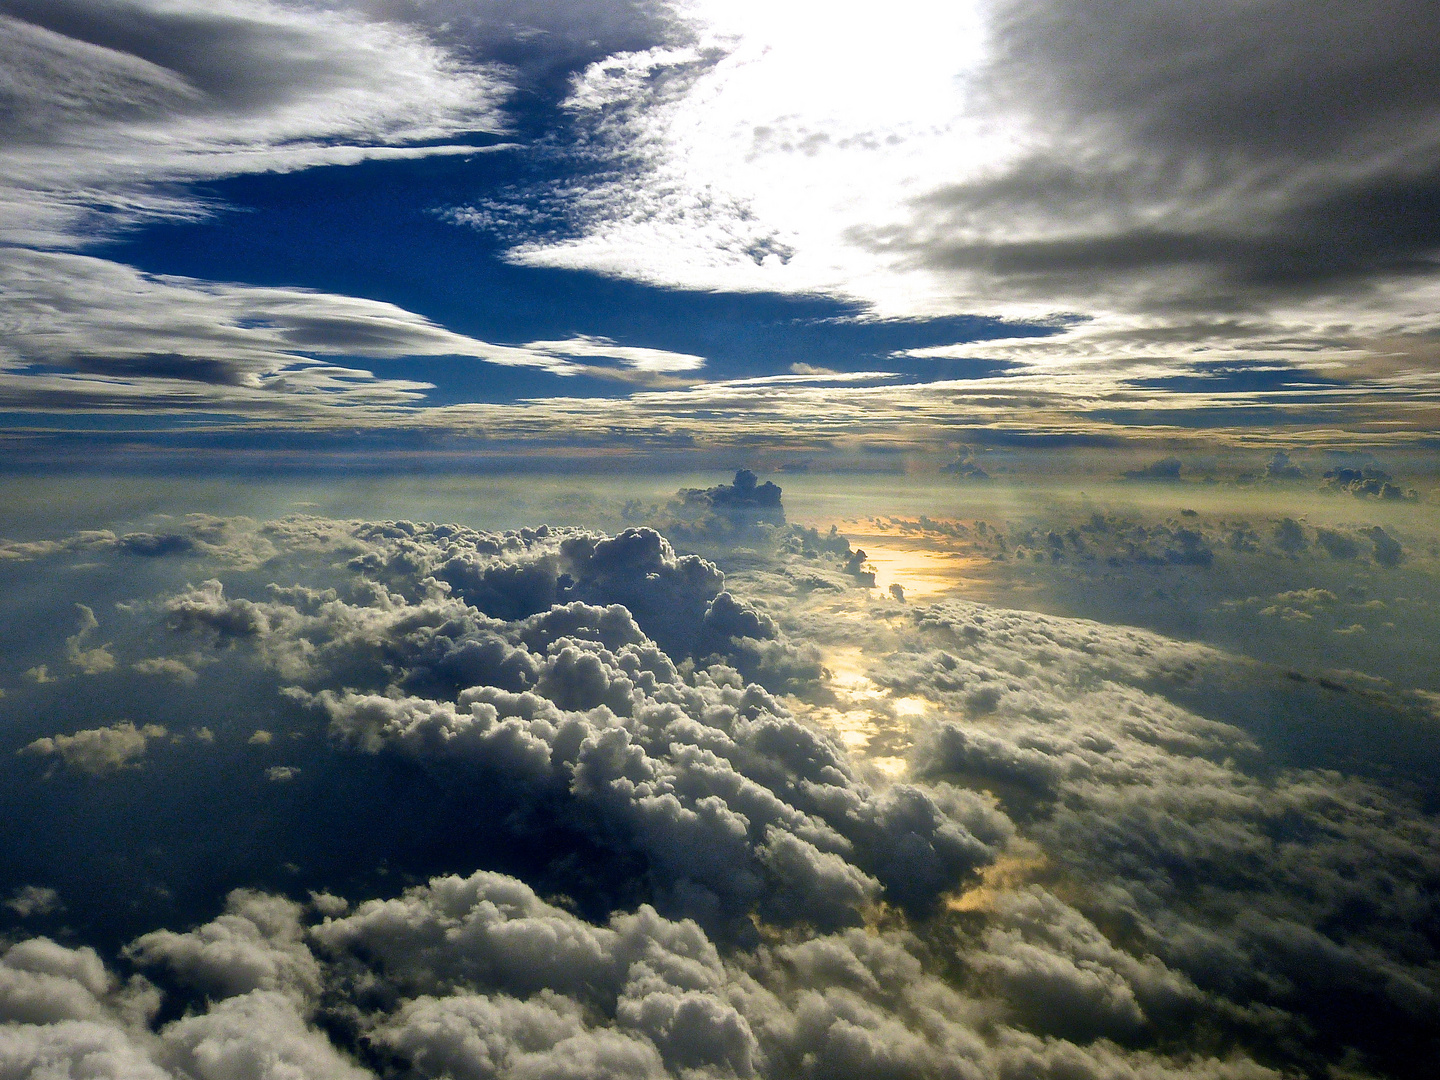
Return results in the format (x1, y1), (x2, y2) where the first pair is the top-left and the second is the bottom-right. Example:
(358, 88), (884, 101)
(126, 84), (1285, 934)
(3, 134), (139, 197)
(4, 887), (60, 919)
(64, 603), (115, 675)
(126, 889), (321, 1001)
(20, 721), (166, 776)
(131, 656), (199, 684)
(0, 867), (1287, 1080)
(1322, 465), (1419, 501)
(0, 499), (1436, 1079)
(889, 597), (1440, 1072)
(99, 513), (990, 939)
(0, 930), (366, 1080)
(1369, 526), (1404, 568)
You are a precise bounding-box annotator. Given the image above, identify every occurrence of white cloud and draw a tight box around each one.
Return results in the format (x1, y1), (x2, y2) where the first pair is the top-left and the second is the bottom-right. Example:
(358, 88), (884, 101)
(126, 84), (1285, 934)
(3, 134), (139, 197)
(502, 0), (996, 314)
(479, 0), (1440, 401)
(0, 2), (720, 416)
(4, 887), (60, 919)
(20, 721), (166, 776)
(521, 335), (708, 375)
(0, 0), (509, 248)
(65, 603), (116, 675)
(0, 250), (714, 414)
(3, 501), (1437, 1078)
(160, 989), (373, 1080)
(126, 890), (322, 1001)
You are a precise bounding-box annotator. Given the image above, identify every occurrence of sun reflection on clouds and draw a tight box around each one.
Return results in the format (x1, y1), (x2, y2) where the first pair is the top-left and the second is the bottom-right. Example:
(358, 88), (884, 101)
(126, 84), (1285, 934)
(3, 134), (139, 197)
(786, 640), (942, 780)
(823, 516), (999, 599)
(854, 541), (991, 599)
(946, 841), (1049, 914)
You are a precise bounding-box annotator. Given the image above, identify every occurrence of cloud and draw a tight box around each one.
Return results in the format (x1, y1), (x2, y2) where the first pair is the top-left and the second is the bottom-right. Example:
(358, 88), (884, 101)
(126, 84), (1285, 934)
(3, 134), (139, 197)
(0, 869), (1285, 1080)
(161, 990), (374, 1080)
(4, 887), (60, 919)
(1314, 528), (1360, 560)
(137, 515), (998, 932)
(1273, 517), (1306, 555)
(434, 0), (1440, 445)
(0, 0), (507, 248)
(20, 721), (166, 776)
(132, 656), (199, 684)
(0, 0), (1434, 451)
(942, 1), (1440, 299)
(941, 456), (990, 481)
(0, 499), (1437, 1078)
(0, 3), (710, 417)
(1369, 526), (1404, 568)
(487, 1), (993, 310)
(0, 928), (364, 1080)
(64, 603), (115, 675)
(886, 596), (1440, 1071)
(0, 936), (157, 1029)
(314, 868), (1277, 1080)
(1321, 465), (1419, 501)
(518, 335), (709, 377)
(126, 889), (321, 1001)
(1123, 457), (1183, 481)
(0, 250), (718, 416)
(851, 2), (1440, 371)
(353, 0), (688, 94)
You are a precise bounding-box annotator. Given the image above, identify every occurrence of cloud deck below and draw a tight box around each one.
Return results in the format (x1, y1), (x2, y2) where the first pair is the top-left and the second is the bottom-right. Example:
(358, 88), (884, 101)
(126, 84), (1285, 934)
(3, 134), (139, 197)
(0, 478), (1436, 1079)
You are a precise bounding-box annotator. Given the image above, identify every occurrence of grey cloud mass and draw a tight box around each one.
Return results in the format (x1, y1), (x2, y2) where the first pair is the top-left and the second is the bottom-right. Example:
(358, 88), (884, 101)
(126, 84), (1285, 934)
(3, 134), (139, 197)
(879, 0), (1440, 306)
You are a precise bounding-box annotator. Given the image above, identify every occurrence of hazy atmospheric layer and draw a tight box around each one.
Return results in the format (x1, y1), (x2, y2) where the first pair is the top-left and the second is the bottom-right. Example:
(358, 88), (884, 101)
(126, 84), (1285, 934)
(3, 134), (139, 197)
(0, 470), (1437, 1080)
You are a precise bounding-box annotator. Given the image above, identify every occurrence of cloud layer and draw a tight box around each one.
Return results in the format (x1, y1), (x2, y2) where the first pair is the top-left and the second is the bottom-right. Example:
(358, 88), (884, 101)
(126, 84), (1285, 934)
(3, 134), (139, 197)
(476, 0), (1440, 430)
(0, 483), (1436, 1078)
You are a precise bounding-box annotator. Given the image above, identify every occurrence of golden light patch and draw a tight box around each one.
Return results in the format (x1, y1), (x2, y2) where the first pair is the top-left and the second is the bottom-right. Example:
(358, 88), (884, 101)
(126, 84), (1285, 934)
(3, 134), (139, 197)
(821, 518), (994, 599)
(946, 842), (1049, 913)
(823, 646), (885, 696)
(867, 756), (909, 778)
(786, 645), (929, 771)
(855, 543), (987, 598)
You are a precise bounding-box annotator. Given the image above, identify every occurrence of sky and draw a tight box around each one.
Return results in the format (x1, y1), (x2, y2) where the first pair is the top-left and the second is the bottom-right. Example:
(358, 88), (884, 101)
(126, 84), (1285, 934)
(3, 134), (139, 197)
(1, 0), (1439, 467)
(1, 5), (1439, 1080)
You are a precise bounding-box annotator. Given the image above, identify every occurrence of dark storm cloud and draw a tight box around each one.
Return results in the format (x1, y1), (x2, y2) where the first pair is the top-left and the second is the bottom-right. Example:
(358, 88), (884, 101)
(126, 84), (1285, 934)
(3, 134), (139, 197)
(1122, 457), (1183, 481)
(1321, 465), (1420, 501)
(864, 0), (1440, 309)
(1369, 526), (1404, 568)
